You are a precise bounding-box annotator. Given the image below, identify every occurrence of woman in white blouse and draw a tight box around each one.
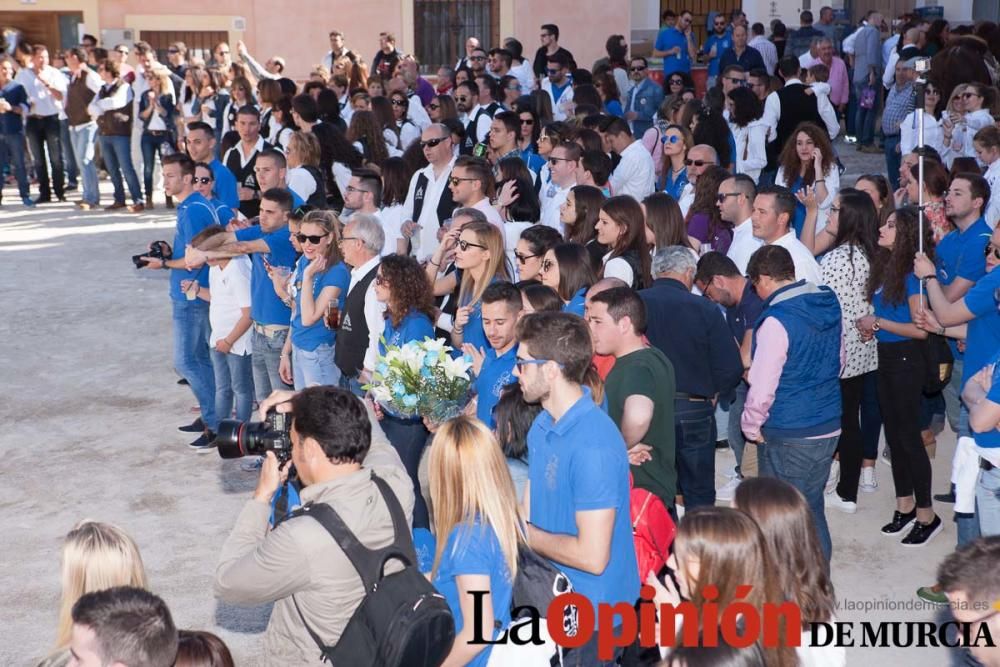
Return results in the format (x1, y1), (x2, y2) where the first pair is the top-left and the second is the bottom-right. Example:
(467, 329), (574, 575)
(775, 122), (839, 238)
(726, 87), (768, 184)
(945, 82), (997, 165)
(900, 79), (945, 163)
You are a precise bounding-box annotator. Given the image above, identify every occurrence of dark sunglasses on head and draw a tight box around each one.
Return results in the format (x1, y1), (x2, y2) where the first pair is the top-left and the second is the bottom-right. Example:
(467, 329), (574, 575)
(296, 232), (329, 244)
(458, 239), (486, 251)
(685, 159), (708, 167)
(420, 137), (447, 148)
(194, 176), (213, 184)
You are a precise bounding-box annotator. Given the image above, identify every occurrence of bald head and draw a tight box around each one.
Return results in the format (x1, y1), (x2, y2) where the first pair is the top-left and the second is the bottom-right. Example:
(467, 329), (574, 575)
(687, 144), (718, 182)
(586, 278), (629, 314)
(904, 27), (920, 44)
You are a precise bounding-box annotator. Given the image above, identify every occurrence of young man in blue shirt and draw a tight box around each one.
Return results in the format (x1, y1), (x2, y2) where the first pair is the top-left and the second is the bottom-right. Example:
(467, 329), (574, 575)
(700, 13), (733, 88)
(514, 311), (639, 666)
(964, 355), (1000, 538)
(466, 282), (520, 429)
(653, 9), (696, 77)
(186, 121), (239, 211)
(184, 188), (299, 405)
(138, 154), (219, 449)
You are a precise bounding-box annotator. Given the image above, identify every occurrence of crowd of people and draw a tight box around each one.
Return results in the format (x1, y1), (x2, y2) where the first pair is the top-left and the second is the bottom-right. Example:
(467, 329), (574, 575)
(11, 9), (1000, 667)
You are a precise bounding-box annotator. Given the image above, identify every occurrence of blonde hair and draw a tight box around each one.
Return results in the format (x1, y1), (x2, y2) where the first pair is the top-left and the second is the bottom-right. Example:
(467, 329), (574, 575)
(429, 416), (525, 579)
(948, 84), (969, 114)
(300, 209), (344, 266)
(288, 130), (321, 168)
(458, 221), (510, 308)
(54, 520), (148, 649)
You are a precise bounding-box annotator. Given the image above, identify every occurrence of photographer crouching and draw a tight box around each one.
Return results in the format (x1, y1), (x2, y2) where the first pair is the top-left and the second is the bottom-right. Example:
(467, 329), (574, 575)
(214, 386), (453, 665)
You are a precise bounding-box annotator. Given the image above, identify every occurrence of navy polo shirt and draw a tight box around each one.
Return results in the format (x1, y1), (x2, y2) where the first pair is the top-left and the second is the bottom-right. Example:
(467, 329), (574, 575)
(725, 281), (765, 343)
(235, 224), (298, 325)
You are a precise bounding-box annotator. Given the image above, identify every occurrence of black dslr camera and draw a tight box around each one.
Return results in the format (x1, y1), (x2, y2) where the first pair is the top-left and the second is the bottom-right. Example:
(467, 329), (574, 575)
(216, 411), (293, 463)
(132, 240), (172, 269)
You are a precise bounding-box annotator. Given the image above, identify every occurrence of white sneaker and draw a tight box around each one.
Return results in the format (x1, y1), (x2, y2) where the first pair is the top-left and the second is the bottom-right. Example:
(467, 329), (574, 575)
(676, 503), (685, 520)
(825, 460), (840, 494)
(825, 492), (858, 514)
(716, 477), (742, 502)
(860, 466), (878, 493)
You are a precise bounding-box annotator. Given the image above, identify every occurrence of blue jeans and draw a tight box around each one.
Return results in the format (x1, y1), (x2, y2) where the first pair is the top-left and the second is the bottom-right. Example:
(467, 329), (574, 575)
(0, 133), (30, 200)
(759, 433), (839, 562)
(210, 349), (255, 422)
(977, 466), (1000, 538)
(26, 114), (64, 199)
(60, 118), (78, 186)
(172, 299), (218, 431)
(674, 398), (716, 509)
(381, 414), (430, 529)
(338, 373), (366, 398)
(292, 342), (341, 389)
(853, 81), (878, 146)
(140, 132), (172, 200)
(884, 134), (902, 190)
(99, 134), (143, 204)
(251, 327), (292, 402)
(69, 122), (100, 205)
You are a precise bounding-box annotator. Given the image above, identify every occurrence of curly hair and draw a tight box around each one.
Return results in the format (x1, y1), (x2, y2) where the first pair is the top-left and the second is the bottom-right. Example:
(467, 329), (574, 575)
(778, 122), (835, 187)
(346, 110), (389, 166)
(866, 206), (936, 307)
(379, 254), (437, 328)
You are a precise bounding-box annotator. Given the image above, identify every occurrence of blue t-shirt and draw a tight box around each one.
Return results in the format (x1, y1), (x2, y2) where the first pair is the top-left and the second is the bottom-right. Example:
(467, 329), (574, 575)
(655, 28), (691, 75)
(527, 387), (640, 622)
(605, 100), (624, 117)
(936, 218), (991, 358)
(380, 310), (435, 353)
(432, 519), (513, 667)
(518, 149), (546, 177)
(290, 256), (350, 351)
(962, 268), (1000, 384)
(563, 287), (587, 317)
(661, 166), (688, 200)
(475, 344), (518, 428)
(209, 159), (239, 210)
(235, 224), (299, 325)
(210, 198), (235, 226)
(872, 274), (921, 343)
(0, 81), (28, 134)
(973, 356), (1000, 449)
(726, 281), (765, 342)
(703, 32), (733, 77)
(170, 193), (215, 301)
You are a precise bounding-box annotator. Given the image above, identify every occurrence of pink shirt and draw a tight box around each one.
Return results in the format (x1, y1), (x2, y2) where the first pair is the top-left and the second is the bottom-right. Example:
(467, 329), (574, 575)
(741, 316), (845, 442)
(807, 56), (849, 106)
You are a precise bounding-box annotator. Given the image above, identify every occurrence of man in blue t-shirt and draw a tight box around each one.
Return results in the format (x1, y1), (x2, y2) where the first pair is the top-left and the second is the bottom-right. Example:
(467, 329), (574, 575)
(653, 9), (696, 77)
(186, 120), (239, 211)
(964, 354), (1000, 537)
(514, 312), (639, 665)
(700, 13), (733, 88)
(185, 188), (299, 402)
(467, 282), (520, 429)
(137, 154), (219, 449)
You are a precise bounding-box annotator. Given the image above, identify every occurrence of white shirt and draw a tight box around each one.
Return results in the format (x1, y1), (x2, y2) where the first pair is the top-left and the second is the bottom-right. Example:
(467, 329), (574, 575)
(985, 160), (1000, 229)
(610, 140), (656, 201)
(510, 60), (536, 93)
(602, 253), (634, 286)
(729, 120), (768, 183)
(332, 161), (353, 200)
(347, 255), (387, 373)
(208, 256), (253, 355)
(776, 164), (839, 235)
(396, 120), (421, 150)
(286, 166), (316, 202)
(678, 182), (695, 218)
(726, 218), (764, 274)
(16, 65), (67, 117)
(87, 79), (134, 117)
(407, 92), (431, 130)
(541, 181), (573, 233)
(900, 110), (945, 161)
(882, 49), (901, 90)
(380, 203), (407, 256)
(461, 105), (492, 144)
(541, 77), (575, 122)
(749, 35), (778, 75)
(69, 68), (103, 125)
(401, 157), (456, 262)
(223, 136), (267, 169)
(808, 82), (840, 139)
(799, 51), (814, 70)
(761, 77), (805, 142)
(842, 25), (862, 55)
(769, 231), (823, 284)
(471, 197), (505, 228)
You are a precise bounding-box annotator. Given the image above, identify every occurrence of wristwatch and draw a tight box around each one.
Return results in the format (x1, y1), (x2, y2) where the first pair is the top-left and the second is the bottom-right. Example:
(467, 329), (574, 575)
(872, 318), (881, 332)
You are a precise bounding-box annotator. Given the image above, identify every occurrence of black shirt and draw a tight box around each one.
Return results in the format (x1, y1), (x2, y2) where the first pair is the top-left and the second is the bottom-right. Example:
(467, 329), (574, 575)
(639, 278), (743, 397)
(533, 46), (576, 77)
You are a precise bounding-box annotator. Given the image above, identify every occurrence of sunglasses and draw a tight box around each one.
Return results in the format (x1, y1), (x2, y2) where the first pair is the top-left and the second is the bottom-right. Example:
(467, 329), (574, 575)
(296, 232), (329, 244)
(391, 98), (408, 106)
(514, 251), (539, 264)
(506, 85), (522, 91)
(669, 78), (684, 85)
(661, 135), (682, 145)
(194, 176), (213, 184)
(685, 159), (708, 167)
(457, 239), (486, 251)
(546, 69), (561, 75)
(420, 137), (447, 148)
(427, 103), (440, 110)
(520, 118), (534, 125)
(449, 176), (478, 186)
(548, 156), (574, 165)
(470, 55), (486, 60)
(168, 49), (179, 55)
(963, 92), (982, 99)
(630, 66), (648, 72)
(541, 259), (555, 272)
(515, 358), (563, 369)
(716, 192), (740, 202)
(455, 96), (469, 103)
(985, 243), (1000, 260)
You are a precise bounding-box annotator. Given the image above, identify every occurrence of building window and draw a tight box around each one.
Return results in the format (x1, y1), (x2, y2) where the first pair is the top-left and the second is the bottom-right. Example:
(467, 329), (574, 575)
(414, 0), (499, 72)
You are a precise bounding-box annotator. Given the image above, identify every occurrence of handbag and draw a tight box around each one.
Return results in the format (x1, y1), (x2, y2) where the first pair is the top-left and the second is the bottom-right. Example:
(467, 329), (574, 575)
(859, 85), (876, 110)
(922, 333), (954, 394)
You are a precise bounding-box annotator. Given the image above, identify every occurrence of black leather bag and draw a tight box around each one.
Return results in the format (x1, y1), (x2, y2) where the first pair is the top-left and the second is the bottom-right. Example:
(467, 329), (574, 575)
(922, 333), (954, 394)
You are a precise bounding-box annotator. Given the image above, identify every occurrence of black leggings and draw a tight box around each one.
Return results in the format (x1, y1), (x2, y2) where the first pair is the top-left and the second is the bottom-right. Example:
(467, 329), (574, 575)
(876, 341), (932, 509)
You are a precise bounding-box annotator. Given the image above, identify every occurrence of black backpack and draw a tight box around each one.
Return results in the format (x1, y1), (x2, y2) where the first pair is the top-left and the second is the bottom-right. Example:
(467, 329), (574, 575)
(285, 473), (455, 666)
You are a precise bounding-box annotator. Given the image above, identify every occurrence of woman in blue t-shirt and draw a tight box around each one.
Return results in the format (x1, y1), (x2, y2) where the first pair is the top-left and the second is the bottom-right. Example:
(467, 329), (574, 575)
(451, 222), (510, 352)
(278, 210), (350, 389)
(429, 416), (523, 667)
(857, 206), (942, 547)
(373, 254), (437, 530)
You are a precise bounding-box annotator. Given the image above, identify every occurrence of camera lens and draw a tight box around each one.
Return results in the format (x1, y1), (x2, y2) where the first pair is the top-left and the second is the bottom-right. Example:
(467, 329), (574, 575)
(215, 419), (247, 459)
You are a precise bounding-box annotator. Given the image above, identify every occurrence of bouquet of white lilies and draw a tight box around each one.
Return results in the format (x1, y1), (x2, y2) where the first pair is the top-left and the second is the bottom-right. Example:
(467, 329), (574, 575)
(365, 338), (474, 421)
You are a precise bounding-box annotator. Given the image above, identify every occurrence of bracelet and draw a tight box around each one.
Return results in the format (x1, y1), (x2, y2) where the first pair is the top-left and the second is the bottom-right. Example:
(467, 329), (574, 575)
(429, 260), (440, 267)
(814, 178), (826, 183)
(872, 318), (881, 332)
(453, 326), (464, 334)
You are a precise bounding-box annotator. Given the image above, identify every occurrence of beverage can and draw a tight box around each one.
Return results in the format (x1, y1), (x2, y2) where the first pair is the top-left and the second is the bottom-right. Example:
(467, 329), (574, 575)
(325, 301), (340, 330)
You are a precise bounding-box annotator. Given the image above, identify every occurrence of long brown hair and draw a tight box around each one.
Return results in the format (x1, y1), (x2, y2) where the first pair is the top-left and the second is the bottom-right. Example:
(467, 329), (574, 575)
(643, 192), (693, 251)
(565, 185), (605, 246)
(866, 206), (935, 306)
(300, 210), (344, 268)
(734, 478), (837, 628)
(600, 196), (652, 288)
(685, 165), (732, 244)
(347, 110), (389, 166)
(778, 122), (835, 186)
(379, 254), (436, 328)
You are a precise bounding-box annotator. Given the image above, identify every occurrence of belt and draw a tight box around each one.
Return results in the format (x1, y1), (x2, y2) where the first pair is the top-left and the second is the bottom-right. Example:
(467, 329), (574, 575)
(675, 392), (710, 402)
(253, 322), (289, 336)
(982, 458), (996, 472)
(146, 130), (170, 136)
(28, 114), (56, 119)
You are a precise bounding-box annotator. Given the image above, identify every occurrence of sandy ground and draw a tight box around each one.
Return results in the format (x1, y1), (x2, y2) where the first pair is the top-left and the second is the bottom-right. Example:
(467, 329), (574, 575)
(1, 145), (964, 666)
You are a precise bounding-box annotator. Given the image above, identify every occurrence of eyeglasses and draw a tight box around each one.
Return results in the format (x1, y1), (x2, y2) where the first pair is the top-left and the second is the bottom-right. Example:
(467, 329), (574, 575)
(716, 192), (741, 202)
(345, 185), (371, 194)
(449, 176), (478, 186)
(470, 55), (486, 61)
(962, 92), (982, 99)
(631, 66), (648, 72)
(541, 259), (555, 272)
(830, 205), (841, 214)
(985, 243), (1000, 260)
(455, 96), (469, 103)
(668, 78), (683, 85)
(457, 239), (486, 251)
(420, 137), (447, 148)
(661, 135), (681, 145)
(520, 118), (534, 126)
(546, 69), (561, 76)
(685, 159), (709, 167)
(338, 236), (359, 244)
(391, 98), (408, 106)
(506, 85), (522, 91)
(374, 273), (388, 286)
(194, 176), (213, 184)
(515, 358), (563, 370)
(168, 49), (179, 55)
(296, 232), (329, 244)
(714, 21), (727, 26)
(514, 251), (539, 264)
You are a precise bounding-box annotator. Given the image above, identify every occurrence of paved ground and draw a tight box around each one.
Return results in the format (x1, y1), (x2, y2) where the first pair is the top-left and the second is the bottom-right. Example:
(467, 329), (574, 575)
(1, 145), (962, 666)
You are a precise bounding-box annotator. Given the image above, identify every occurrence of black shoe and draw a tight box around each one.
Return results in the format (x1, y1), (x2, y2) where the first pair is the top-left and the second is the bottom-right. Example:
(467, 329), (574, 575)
(177, 377), (189, 386)
(34, 196), (52, 204)
(56, 194), (67, 202)
(901, 515), (943, 547)
(933, 491), (956, 503)
(188, 430), (217, 452)
(178, 417), (205, 433)
(881, 509), (917, 535)
(715, 439), (729, 450)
